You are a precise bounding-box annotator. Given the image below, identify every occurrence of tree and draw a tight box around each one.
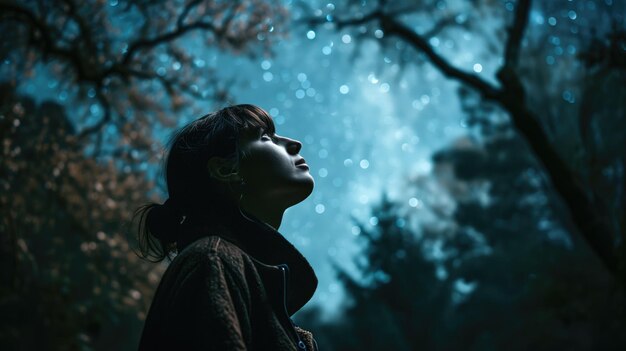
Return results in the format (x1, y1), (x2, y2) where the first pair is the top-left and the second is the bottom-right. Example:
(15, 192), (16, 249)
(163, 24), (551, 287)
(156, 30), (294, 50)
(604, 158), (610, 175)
(304, 0), (626, 280)
(0, 1), (289, 349)
(296, 195), (454, 351)
(0, 0), (287, 158)
(0, 84), (161, 350)
(432, 135), (624, 350)
(298, 134), (625, 350)
(296, 2), (626, 343)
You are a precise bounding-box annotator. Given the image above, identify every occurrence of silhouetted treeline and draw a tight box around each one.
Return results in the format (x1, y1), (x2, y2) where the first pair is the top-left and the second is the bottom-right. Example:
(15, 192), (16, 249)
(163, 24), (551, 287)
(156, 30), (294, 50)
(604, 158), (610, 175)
(297, 1), (626, 349)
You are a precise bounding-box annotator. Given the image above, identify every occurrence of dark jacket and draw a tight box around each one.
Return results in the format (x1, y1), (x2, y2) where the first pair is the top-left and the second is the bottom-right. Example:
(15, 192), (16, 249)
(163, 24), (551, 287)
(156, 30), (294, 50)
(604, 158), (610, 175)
(138, 211), (319, 351)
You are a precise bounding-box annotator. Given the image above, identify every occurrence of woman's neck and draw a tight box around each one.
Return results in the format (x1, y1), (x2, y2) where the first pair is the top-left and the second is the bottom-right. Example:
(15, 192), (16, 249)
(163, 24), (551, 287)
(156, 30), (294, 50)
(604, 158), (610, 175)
(241, 207), (283, 230)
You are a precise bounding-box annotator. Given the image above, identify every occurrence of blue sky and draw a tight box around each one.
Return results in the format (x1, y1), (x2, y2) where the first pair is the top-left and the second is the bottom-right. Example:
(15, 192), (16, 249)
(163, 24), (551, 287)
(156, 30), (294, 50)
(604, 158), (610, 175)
(204, 8), (482, 314)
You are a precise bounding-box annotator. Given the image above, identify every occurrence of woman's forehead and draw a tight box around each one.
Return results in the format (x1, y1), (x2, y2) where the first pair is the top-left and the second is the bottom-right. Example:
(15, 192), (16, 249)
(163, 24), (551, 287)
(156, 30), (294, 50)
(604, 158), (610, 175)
(238, 125), (265, 142)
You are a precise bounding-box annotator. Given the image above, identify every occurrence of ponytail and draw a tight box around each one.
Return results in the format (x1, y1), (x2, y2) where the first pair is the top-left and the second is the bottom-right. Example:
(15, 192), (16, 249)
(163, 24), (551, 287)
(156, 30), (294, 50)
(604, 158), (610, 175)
(132, 199), (185, 262)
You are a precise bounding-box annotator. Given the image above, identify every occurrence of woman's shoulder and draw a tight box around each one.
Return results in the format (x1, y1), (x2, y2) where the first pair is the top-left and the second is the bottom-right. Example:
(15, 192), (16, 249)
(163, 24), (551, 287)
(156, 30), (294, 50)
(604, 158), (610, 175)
(174, 235), (252, 273)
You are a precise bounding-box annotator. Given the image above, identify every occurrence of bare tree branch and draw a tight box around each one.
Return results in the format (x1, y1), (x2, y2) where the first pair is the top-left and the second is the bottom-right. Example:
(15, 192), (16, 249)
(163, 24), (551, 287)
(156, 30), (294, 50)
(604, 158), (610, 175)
(303, 5), (499, 98)
(493, 0), (620, 275)
(503, 0), (531, 69)
(378, 14), (501, 100)
(2, 0), (285, 141)
(422, 15), (459, 39)
(177, 0), (203, 28)
(120, 21), (216, 66)
(300, 5), (420, 30)
(78, 89), (111, 140)
(303, 9), (383, 29)
(1, 4), (78, 70)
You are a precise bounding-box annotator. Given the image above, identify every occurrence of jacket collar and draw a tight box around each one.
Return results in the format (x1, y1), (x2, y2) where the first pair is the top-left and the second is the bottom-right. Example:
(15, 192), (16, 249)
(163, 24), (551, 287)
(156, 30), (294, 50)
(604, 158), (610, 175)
(178, 208), (318, 315)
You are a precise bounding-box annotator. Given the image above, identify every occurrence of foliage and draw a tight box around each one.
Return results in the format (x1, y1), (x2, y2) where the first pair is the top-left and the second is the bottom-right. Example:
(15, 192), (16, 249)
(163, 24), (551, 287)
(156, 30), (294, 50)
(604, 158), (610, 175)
(434, 133), (624, 350)
(311, 196), (454, 351)
(299, 133), (625, 350)
(0, 0), (287, 157)
(0, 84), (164, 350)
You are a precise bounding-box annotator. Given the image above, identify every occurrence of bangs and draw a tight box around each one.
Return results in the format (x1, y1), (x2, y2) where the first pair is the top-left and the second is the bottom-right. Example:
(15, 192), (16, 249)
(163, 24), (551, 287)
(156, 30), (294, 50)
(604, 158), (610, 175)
(221, 104), (275, 137)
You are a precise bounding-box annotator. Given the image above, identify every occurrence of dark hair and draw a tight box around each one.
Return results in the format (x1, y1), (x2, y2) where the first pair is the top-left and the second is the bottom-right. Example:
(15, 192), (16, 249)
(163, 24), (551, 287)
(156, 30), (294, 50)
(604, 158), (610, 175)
(132, 104), (275, 262)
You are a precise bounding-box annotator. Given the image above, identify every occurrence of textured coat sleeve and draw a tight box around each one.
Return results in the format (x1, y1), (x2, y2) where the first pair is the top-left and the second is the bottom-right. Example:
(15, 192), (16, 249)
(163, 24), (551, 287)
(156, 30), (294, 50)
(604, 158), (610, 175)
(169, 256), (252, 350)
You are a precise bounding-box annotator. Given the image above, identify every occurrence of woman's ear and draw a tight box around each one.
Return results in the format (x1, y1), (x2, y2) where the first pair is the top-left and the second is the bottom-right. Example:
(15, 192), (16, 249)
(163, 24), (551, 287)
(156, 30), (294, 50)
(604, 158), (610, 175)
(206, 156), (241, 182)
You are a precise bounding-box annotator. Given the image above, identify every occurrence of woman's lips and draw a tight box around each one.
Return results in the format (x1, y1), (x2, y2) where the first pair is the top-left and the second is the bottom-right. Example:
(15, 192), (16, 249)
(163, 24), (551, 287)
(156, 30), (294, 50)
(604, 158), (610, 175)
(295, 158), (308, 169)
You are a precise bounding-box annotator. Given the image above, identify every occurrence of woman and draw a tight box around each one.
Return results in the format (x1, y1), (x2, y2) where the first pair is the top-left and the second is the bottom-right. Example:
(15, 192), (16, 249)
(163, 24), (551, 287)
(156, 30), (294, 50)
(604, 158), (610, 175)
(134, 105), (319, 350)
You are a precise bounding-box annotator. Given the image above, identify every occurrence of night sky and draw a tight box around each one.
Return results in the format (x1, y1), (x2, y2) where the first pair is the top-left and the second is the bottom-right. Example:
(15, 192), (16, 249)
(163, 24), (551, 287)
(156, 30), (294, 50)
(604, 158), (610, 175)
(13, 0), (620, 316)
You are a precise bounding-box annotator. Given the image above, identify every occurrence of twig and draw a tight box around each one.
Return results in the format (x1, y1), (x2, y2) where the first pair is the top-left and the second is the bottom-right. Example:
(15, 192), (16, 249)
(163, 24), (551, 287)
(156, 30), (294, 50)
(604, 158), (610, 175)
(121, 21), (216, 66)
(503, 0), (531, 69)
(78, 88), (111, 140)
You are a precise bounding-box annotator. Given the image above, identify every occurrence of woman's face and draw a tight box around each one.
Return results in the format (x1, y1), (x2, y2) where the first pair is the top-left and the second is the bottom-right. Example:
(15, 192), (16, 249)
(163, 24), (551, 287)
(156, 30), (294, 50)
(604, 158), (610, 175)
(237, 127), (314, 208)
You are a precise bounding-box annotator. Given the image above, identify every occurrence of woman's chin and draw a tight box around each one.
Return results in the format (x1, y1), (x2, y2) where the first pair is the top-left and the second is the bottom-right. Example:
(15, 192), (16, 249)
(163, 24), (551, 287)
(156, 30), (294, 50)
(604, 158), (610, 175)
(303, 177), (315, 198)
(286, 179), (315, 206)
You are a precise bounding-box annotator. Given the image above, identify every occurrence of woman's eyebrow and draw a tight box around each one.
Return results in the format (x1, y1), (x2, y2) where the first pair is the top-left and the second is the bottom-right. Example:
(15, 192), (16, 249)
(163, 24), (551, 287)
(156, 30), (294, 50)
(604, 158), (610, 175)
(260, 127), (276, 136)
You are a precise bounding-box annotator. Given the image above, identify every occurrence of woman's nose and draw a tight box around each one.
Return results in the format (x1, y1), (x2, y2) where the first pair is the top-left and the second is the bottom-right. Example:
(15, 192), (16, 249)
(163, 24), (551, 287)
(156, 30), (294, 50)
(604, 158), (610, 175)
(285, 137), (302, 154)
